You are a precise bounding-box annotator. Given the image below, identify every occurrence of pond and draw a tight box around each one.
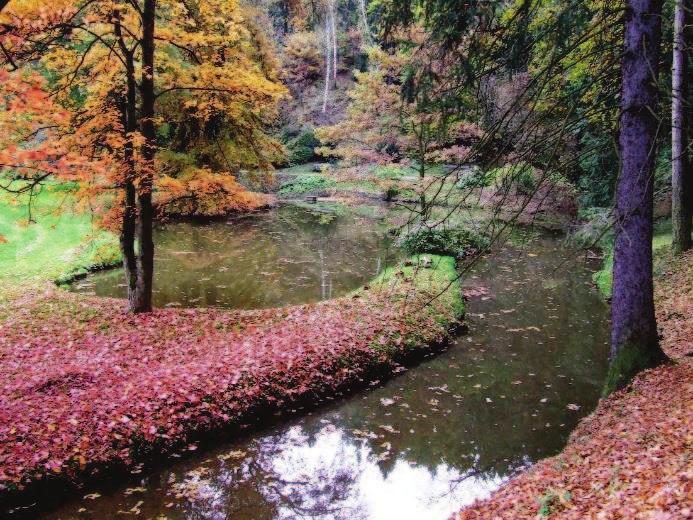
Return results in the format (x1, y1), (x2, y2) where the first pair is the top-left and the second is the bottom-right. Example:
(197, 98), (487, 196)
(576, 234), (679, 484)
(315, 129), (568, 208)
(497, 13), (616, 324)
(70, 203), (398, 309)
(49, 231), (610, 520)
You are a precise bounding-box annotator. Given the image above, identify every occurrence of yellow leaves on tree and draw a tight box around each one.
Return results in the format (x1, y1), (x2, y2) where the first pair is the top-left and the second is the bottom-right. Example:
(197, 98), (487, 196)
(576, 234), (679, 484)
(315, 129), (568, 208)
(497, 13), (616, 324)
(1, 0), (287, 220)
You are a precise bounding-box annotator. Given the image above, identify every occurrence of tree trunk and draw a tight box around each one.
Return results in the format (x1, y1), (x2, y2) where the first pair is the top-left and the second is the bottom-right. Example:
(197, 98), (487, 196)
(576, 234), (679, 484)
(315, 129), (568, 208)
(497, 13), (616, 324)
(321, 17), (331, 113)
(114, 13), (139, 311)
(672, 0), (691, 254)
(133, 0), (156, 313)
(358, 0), (371, 43)
(330, 1), (337, 85)
(606, 0), (666, 395)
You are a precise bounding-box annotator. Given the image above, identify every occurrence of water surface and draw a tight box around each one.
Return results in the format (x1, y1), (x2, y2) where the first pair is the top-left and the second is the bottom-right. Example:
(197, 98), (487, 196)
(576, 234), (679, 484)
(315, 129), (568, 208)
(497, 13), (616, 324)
(50, 234), (609, 520)
(71, 204), (397, 309)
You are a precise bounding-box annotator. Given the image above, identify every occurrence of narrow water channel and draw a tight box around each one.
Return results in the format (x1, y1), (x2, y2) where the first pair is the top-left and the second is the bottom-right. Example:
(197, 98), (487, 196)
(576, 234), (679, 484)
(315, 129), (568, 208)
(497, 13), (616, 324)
(49, 233), (610, 520)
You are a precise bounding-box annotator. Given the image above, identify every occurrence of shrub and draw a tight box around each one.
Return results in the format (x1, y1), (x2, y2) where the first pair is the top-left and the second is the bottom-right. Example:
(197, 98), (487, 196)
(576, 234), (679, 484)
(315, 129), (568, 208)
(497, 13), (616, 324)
(277, 174), (337, 196)
(383, 185), (399, 201)
(457, 168), (491, 189)
(570, 207), (612, 249)
(516, 168), (536, 194)
(398, 227), (490, 258)
(485, 162), (537, 194)
(287, 128), (321, 165)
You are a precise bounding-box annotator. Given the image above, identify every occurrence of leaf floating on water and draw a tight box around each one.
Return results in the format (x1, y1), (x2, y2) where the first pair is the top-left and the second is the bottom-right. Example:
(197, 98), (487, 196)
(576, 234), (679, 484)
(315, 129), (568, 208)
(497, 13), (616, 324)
(462, 286), (489, 299)
(352, 429), (378, 439)
(124, 487), (147, 495)
(217, 449), (246, 461)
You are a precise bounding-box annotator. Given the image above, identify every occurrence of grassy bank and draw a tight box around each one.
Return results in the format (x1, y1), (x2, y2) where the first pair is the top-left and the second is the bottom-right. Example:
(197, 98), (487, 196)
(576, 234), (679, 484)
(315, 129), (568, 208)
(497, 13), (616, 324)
(593, 220), (674, 298)
(0, 187), (120, 286)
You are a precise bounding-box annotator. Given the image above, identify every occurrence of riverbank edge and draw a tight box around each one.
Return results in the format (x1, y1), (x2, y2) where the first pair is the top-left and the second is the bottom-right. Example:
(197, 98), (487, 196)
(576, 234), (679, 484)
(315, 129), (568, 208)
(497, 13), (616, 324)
(1, 255), (465, 516)
(457, 248), (692, 518)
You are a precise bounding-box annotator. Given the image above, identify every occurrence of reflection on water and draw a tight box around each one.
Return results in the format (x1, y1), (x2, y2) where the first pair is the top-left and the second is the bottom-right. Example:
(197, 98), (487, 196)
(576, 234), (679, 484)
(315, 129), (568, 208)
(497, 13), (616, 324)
(46, 235), (610, 520)
(70, 204), (398, 309)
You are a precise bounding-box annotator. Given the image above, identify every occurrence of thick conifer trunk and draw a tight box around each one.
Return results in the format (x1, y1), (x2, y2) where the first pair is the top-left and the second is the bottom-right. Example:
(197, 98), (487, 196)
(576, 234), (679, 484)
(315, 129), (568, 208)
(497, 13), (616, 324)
(672, 0), (691, 253)
(132, 0), (156, 313)
(606, 0), (666, 394)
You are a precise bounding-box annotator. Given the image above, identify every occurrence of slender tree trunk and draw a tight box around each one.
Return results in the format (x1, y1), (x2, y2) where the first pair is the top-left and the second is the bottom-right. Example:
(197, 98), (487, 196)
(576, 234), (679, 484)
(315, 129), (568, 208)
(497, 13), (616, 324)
(357, 0), (371, 44)
(606, 0), (666, 395)
(321, 16), (331, 113)
(672, 0), (691, 253)
(114, 13), (139, 311)
(330, 1), (337, 85)
(133, 0), (156, 313)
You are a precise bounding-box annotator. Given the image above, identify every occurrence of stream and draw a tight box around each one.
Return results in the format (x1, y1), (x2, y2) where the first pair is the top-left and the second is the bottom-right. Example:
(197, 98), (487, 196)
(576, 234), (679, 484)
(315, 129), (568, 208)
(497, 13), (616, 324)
(53, 213), (610, 520)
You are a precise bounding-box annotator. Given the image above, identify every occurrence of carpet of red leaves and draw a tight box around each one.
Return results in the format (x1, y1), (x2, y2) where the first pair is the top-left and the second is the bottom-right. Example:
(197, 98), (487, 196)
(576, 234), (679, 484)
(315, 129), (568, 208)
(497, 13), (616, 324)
(457, 250), (693, 519)
(0, 268), (461, 495)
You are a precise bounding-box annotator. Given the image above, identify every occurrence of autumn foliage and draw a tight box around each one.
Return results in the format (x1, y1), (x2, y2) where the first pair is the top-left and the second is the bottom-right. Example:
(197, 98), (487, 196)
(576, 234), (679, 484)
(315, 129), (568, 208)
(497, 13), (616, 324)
(0, 0), (286, 223)
(0, 257), (462, 493)
(316, 43), (485, 167)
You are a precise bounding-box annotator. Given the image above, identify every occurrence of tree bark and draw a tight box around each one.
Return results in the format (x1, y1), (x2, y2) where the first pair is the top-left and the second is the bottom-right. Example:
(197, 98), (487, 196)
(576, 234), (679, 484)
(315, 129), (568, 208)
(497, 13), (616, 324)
(330, 1), (337, 84)
(672, 0), (691, 254)
(321, 16), (331, 113)
(606, 0), (666, 395)
(133, 0), (156, 313)
(114, 12), (139, 311)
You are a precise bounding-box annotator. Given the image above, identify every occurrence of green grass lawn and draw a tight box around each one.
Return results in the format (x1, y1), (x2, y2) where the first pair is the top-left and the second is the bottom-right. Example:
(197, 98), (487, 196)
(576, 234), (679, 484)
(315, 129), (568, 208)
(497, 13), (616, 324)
(0, 186), (120, 285)
(593, 220), (675, 298)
